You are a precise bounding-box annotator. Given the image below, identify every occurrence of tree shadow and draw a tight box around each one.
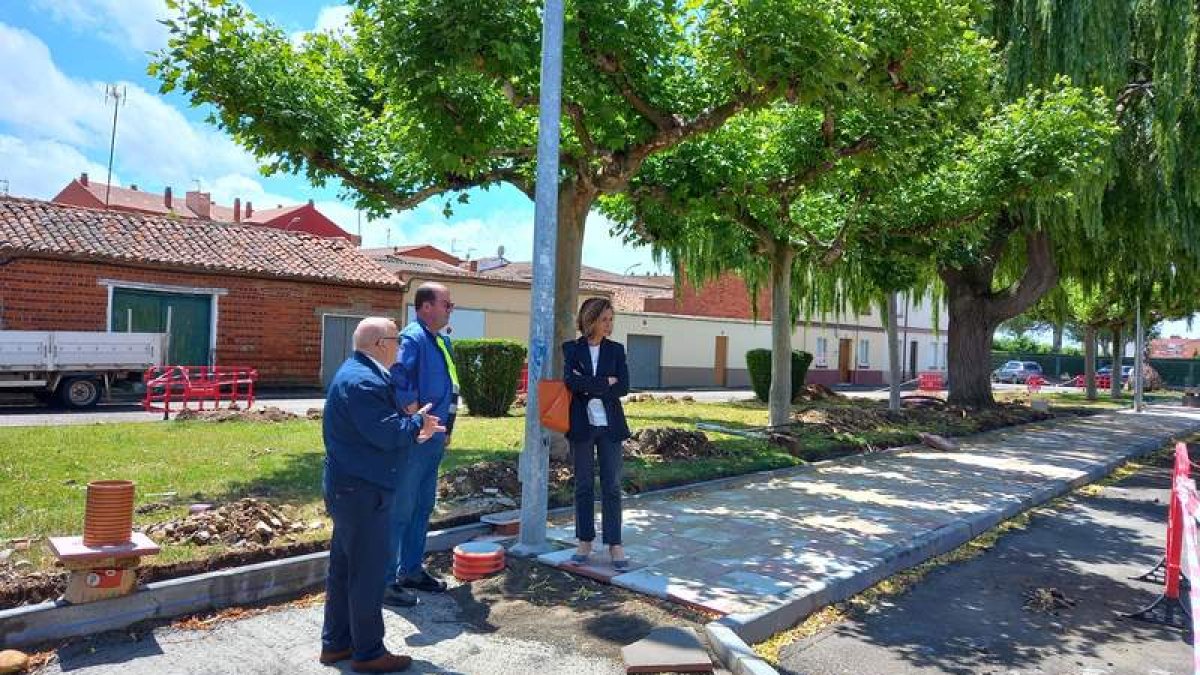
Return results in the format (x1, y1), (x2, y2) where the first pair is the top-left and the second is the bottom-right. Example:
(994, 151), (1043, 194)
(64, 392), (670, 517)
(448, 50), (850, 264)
(776, 454), (1191, 674)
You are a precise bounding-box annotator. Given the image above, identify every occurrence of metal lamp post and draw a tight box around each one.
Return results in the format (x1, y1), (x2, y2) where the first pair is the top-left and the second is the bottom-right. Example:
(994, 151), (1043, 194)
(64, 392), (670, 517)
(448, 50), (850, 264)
(512, 0), (565, 557)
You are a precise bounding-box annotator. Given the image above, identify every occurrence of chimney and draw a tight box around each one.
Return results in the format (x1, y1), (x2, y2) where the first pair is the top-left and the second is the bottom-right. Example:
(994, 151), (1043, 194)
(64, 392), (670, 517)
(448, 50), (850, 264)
(185, 190), (212, 219)
(164, 187), (172, 209)
(245, 201), (253, 218)
(307, 198), (314, 206)
(468, 260), (479, 273)
(234, 197), (242, 223)
(130, 184), (138, 191)
(80, 172), (89, 186)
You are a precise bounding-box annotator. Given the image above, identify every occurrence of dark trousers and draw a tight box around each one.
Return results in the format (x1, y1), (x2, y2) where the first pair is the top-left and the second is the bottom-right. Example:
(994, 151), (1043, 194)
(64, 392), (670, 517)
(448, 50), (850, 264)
(388, 436), (445, 582)
(571, 425), (623, 545)
(322, 470), (392, 662)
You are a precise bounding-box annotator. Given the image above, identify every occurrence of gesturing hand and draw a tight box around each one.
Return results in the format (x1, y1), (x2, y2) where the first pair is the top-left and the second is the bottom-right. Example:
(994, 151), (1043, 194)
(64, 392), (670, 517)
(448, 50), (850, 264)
(415, 403), (446, 443)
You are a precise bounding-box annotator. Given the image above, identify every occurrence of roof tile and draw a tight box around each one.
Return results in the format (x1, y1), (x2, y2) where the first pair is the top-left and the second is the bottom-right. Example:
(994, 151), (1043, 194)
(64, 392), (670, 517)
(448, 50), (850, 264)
(0, 197), (400, 288)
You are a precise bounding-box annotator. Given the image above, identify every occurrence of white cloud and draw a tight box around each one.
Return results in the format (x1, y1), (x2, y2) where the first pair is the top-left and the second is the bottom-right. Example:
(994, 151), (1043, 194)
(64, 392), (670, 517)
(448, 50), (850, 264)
(32, 0), (171, 55)
(0, 22), (258, 194)
(353, 199), (668, 275)
(0, 135), (115, 199)
(291, 5), (354, 45)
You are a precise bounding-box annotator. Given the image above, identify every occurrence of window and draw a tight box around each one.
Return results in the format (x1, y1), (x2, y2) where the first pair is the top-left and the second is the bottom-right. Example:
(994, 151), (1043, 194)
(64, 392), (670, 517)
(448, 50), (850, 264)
(815, 337), (828, 367)
(930, 341), (940, 369)
(942, 343), (949, 371)
(857, 339), (870, 367)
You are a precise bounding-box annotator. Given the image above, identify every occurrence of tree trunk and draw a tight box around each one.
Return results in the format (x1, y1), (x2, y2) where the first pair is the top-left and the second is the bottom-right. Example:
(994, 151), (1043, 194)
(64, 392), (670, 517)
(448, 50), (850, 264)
(547, 181), (596, 462)
(945, 285), (1000, 407)
(886, 292), (902, 412)
(768, 243), (795, 429)
(1109, 326), (1123, 399)
(1084, 325), (1098, 400)
(940, 223), (1058, 408)
(550, 181), (595, 375)
(1052, 322), (1064, 353)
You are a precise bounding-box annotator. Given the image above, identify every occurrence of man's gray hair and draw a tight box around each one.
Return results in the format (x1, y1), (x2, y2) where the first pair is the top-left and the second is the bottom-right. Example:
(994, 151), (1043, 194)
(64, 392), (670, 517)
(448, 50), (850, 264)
(352, 317), (397, 350)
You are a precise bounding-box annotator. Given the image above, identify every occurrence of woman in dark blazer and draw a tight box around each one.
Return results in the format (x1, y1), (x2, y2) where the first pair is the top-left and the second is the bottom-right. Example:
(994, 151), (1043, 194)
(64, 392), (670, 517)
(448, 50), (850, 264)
(562, 297), (632, 570)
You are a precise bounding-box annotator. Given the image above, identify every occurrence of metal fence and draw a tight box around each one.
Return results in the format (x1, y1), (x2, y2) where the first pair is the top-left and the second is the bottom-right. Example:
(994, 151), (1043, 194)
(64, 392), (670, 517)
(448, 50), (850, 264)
(991, 351), (1200, 388)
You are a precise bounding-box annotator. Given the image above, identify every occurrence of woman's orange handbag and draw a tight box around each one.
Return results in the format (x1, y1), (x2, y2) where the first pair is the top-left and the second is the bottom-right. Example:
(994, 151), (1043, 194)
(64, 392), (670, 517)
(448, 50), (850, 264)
(537, 379), (572, 433)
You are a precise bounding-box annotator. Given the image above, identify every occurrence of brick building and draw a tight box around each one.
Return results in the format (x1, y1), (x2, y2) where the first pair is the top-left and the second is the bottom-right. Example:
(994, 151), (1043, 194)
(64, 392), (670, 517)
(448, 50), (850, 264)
(52, 173), (359, 244)
(0, 197), (402, 387)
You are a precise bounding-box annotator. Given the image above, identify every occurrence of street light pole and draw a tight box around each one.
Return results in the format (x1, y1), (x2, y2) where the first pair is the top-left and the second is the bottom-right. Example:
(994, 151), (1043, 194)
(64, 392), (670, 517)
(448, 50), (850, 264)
(512, 0), (564, 557)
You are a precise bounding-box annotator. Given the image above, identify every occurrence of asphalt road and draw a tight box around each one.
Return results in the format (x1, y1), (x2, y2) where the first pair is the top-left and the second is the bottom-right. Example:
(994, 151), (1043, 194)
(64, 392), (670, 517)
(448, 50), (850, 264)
(779, 451), (1192, 675)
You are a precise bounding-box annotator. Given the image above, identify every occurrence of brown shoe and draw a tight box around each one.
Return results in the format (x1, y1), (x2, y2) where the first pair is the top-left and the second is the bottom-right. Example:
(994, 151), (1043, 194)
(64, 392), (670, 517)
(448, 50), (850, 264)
(351, 652), (413, 673)
(319, 647), (353, 664)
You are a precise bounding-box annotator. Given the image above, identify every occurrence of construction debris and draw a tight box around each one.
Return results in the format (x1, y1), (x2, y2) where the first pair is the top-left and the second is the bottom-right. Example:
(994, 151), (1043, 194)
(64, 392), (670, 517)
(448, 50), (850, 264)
(143, 498), (316, 548)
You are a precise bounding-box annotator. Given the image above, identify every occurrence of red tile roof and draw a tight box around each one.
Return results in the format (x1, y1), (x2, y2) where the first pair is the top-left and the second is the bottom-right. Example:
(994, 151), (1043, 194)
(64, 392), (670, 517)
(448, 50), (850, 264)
(0, 197), (400, 288)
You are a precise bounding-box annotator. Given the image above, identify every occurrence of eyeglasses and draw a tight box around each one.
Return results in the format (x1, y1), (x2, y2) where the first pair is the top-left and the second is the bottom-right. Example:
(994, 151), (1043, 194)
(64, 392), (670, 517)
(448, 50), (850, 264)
(442, 300), (455, 309)
(375, 336), (400, 345)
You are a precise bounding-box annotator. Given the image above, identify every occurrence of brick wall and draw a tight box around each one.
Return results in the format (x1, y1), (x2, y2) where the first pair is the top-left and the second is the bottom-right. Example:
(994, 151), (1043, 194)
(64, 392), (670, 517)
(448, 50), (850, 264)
(0, 258), (403, 386)
(643, 273), (771, 320)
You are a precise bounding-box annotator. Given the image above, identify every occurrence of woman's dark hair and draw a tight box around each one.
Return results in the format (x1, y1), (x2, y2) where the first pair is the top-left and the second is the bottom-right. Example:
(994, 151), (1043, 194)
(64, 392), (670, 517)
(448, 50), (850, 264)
(576, 297), (614, 337)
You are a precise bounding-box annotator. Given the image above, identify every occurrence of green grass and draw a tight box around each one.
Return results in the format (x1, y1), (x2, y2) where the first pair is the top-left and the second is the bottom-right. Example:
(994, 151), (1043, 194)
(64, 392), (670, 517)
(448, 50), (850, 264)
(0, 400), (793, 570)
(0, 394), (1120, 573)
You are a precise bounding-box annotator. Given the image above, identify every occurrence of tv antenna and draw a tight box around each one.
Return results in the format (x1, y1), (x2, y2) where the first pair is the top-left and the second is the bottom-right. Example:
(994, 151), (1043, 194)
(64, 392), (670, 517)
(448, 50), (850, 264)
(103, 84), (127, 207)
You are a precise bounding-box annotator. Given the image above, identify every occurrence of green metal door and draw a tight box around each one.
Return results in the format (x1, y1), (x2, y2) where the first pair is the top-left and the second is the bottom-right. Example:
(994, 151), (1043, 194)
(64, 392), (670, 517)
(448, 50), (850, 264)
(112, 289), (212, 365)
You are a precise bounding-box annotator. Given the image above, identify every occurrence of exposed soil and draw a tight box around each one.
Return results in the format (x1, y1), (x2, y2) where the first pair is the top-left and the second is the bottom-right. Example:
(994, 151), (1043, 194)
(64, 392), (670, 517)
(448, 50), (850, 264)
(173, 406), (319, 423)
(142, 498), (323, 547)
(435, 553), (718, 657)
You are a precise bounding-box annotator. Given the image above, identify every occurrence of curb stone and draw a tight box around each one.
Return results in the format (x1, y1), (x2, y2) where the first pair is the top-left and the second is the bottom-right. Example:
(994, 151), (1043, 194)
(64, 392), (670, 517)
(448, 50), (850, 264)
(705, 622), (779, 675)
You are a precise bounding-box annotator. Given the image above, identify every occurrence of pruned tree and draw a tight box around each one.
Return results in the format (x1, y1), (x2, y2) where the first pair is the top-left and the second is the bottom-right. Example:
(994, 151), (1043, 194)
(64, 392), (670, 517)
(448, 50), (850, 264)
(938, 0), (1200, 406)
(150, 0), (972, 369)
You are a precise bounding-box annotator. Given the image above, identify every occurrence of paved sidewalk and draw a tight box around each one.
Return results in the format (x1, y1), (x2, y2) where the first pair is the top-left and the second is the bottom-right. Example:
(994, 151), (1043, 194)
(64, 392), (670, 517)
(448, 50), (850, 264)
(539, 406), (1200, 642)
(35, 590), (632, 675)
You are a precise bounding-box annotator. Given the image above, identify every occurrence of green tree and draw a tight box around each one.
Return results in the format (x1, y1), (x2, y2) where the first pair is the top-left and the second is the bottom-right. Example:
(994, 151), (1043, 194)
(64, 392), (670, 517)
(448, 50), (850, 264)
(607, 63), (1114, 425)
(938, 0), (1200, 407)
(150, 0), (969, 370)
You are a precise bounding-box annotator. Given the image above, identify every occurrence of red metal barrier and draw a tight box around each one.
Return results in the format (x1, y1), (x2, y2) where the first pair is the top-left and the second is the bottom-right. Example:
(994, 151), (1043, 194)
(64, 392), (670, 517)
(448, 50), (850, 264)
(142, 366), (259, 417)
(1124, 441), (1191, 629)
(518, 362), (529, 394)
(1026, 374), (1045, 393)
(917, 372), (944, 391)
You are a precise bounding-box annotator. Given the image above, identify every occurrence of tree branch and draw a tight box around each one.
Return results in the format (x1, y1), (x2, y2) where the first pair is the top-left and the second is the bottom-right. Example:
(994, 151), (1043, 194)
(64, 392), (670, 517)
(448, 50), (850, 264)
(769, 136), (876, 196)
(565, 101), (600, 159)
(307, 150), (527, 210)
(578, 26), (678, 132)
(989, 228), (1059, 321)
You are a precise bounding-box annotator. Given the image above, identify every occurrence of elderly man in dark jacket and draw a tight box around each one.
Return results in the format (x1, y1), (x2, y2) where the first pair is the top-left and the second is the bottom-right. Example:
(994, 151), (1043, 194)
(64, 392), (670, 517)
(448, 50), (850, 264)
(319, 317), (443, 674)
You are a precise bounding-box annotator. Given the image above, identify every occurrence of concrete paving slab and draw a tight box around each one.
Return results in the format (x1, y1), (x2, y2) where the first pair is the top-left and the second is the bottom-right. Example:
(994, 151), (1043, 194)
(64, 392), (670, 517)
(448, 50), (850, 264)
(538, 407), (1200, 643)
(621, 626), (712, 673)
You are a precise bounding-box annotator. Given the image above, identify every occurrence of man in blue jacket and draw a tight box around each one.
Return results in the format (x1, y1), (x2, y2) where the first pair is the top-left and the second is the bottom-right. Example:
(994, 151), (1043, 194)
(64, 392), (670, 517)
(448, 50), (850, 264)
(386, 282), (459, 605)
(320, 317), (443, 673)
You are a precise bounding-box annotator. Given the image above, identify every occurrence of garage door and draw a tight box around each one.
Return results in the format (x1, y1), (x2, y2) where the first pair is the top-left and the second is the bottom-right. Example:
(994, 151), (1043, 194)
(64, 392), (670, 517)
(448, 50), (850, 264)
(111, 289), (211, 366)
(322, 315), (367, 387)
(626, 334), (662, 390)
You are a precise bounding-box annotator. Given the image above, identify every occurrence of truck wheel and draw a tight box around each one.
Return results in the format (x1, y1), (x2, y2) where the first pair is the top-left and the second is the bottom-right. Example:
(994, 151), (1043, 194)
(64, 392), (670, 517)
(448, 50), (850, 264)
(59, 377), (101, 409)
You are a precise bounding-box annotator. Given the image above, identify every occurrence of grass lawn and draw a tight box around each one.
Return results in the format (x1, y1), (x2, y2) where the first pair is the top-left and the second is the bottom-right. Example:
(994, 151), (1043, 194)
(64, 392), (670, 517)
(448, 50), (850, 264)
(0, 400), (793, 570)
(0, 393), (1123, 574)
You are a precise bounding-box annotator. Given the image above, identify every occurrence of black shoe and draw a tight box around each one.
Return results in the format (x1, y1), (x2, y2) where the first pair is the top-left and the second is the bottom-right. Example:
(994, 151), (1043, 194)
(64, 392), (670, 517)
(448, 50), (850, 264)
(382, 583), (418, 607)
(398, 569), (448, 593)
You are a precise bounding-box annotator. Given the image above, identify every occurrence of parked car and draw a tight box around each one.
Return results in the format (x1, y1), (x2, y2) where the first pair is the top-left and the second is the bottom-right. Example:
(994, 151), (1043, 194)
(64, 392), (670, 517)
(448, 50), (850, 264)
(991, 360), (1044, 384)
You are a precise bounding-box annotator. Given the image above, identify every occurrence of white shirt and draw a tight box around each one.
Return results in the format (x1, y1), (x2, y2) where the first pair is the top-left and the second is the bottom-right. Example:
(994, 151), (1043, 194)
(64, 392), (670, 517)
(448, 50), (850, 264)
(586, 343), (608, 427)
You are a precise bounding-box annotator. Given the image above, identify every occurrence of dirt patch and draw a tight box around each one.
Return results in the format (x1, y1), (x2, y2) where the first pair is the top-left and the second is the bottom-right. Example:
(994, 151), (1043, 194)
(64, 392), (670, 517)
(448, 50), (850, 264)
(173, 406), (302, 423)
(143, 498), (321, 548)
(795, 384), (842, 401)
(436, 553), (717, 658)
(623, 427), (724, 460)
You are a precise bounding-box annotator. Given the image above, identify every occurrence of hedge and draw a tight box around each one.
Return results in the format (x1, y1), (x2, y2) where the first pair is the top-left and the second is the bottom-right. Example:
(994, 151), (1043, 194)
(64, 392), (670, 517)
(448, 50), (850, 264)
(746, 349), (814, 403)
(452, 339), (527, 416)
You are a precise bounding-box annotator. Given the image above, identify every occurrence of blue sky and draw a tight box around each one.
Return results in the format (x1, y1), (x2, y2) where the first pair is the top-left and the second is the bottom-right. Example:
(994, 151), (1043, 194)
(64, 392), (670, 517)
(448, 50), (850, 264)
(0, 1), (666, 274)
